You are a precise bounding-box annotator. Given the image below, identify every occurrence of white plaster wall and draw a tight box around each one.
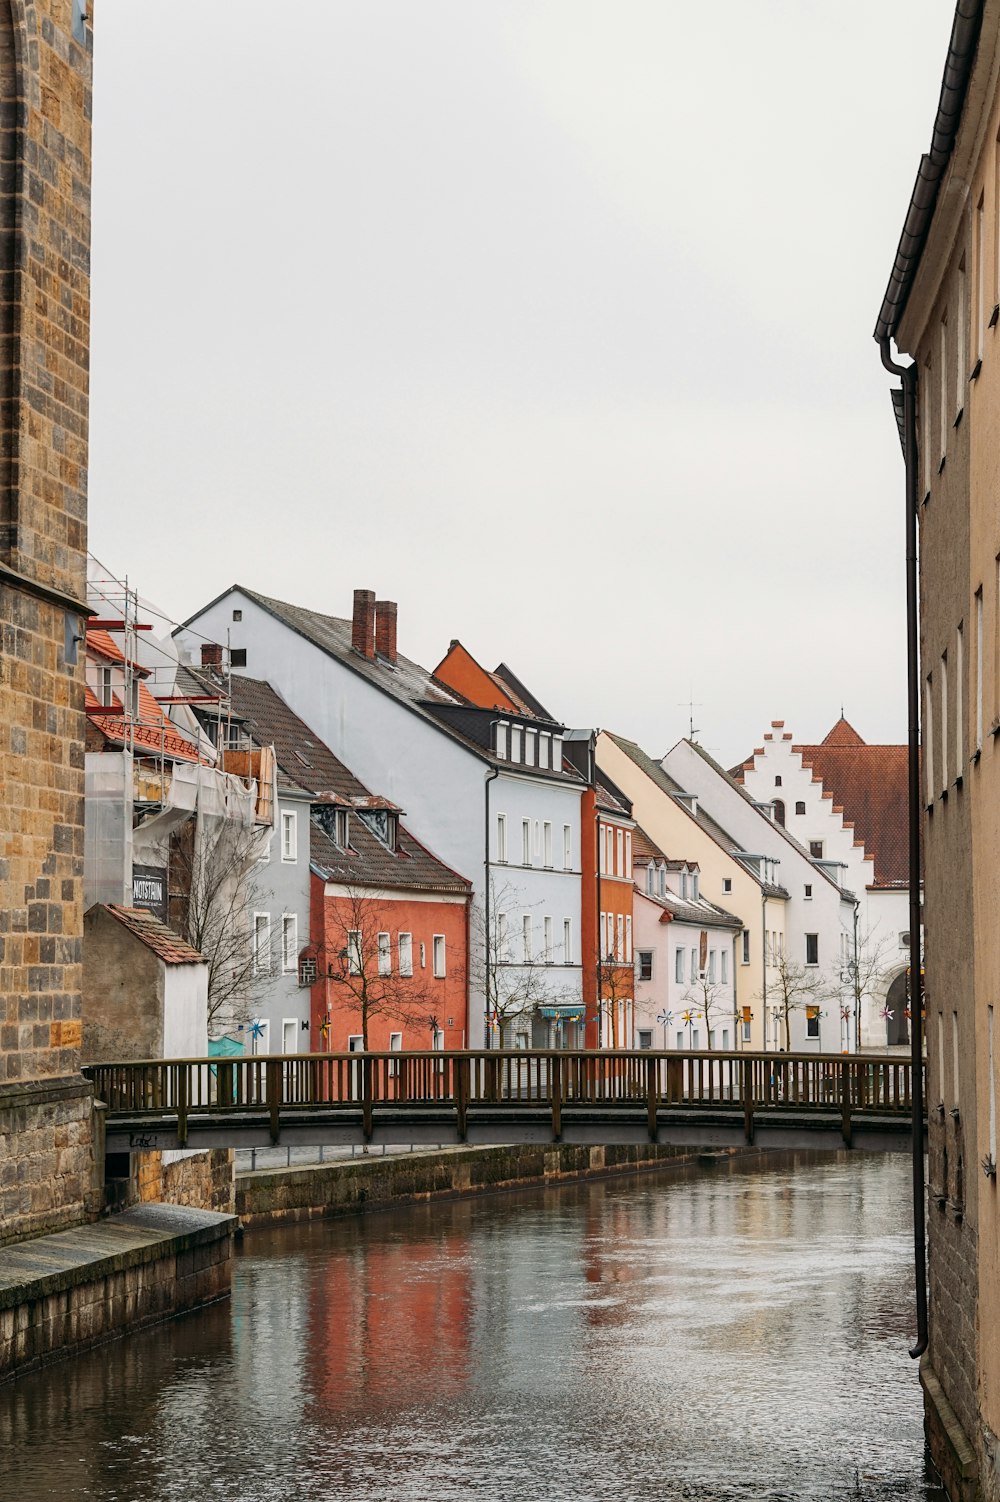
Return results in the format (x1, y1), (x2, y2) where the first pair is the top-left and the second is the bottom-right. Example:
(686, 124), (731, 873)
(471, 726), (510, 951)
(633, 893), (741, 1050)
(178, 593), (584, 1044)
(162, 963), (208, 1058)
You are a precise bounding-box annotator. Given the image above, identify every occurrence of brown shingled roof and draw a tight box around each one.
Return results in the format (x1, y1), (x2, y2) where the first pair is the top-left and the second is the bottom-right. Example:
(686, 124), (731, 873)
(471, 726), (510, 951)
(103, 906), (204, 964)
(795, 719), (908, 888)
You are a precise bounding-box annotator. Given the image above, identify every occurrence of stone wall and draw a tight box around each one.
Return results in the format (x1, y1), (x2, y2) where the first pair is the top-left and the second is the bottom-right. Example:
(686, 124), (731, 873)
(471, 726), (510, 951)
(0, 1203), (234, 1383)
(136, 1149), (235, 1216)
(0, 0), (97, 1240)
(0, 1076), (99, 1245)
(237, 1142), (756, 1228)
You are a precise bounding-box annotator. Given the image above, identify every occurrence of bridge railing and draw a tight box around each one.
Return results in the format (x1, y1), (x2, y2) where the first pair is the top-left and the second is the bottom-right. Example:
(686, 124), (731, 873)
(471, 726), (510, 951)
(83, 1049), (919, 1146)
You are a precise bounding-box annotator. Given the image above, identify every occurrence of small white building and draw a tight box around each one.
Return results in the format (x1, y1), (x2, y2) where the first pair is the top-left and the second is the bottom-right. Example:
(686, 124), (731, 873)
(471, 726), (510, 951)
(735, 719), (912, 1049)
(632, 829), (745, 1051)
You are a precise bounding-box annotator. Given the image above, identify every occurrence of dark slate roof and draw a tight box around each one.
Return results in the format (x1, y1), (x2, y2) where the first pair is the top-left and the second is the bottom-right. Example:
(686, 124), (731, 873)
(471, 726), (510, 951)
(190, 671), (470, 895)
(604, 733), (790, 899)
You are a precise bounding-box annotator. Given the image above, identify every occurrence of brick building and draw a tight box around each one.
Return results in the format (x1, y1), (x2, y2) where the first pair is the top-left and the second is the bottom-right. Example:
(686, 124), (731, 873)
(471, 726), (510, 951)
(0, 2), (100, 1244)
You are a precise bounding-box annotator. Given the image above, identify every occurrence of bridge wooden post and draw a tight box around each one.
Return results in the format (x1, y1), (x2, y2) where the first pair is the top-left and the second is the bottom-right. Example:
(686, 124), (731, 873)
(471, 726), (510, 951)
(741, 1057), (754, 1144)
(840, 1059), (853, 1148)
(455, 1056), (469, 1142)
(176, 1065), (189, 1147)
(267, 1060), (281, 1144)
(362, 1055), (373, 1142)
(550, 1054), (562, 1141)
(646, 1056), (658, 1142)
(666, 1056), (683, 1105)
(217, 1061), (233, 1109)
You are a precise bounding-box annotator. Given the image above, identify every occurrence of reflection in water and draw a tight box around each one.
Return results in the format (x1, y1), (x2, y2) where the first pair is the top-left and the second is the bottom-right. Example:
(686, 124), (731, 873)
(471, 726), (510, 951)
(3, 1154), (941, 1502)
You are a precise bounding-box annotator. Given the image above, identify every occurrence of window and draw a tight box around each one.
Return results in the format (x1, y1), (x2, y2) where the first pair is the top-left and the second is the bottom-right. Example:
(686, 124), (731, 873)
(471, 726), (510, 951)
(521, 819), (531, 865)
(398, 932), (413, 977)
(232, 608), (242, 622)
(658, 867), (666, 898)
(378, 931), (391, 976)
(680, 871), (688, 900)
(625, 831), (632, 873)
(709, 1029), (716, 1049)
(977, 586), (984, 753)
(675, 948), (685, 983)
(281, 914), (298, 972)
(722, 878), (732, 894)
(230, 648), (247, 668)
(804, 883), (813, 899)
(638, 1030), (653, 1050)
(721, 951), (728, 985)
(525, 730), (537, 767)
(976, 191), (986, 363)
(741, 930), (750, 964)
(692, 1028), (700, 1049)
(990, 1006), (997, 1166)
(511, 726), (522, 762)
(956, 622), (964, 779)
(552, 735), (563, 769)
(953, 1011), (960, 1106)
(690, 948), (697, 983)
(617, 913), (625, 962)
(563, 825), (572, 870)
(772, 799), (785, 827)
(708, 950), (716, 983)
(543, 821), (553, 868)
(742, 1008), (752, 1043)
(599, 825), (607, 875)
(497, 813), (508, 863)
(281, 810), (297, 862)
(253, 913), (271, 976)
(925, 674), (936, 804)
(432, 935), (446, 978)
(805, 933), (819, 967)
(522, 915), (532, 963)
(299, 955), (317, 987)
(795, 800), (806, 816)
(420, 941), (426, 969)
(282, 1018), (297, 1054)
(638, 950), (653, 982)
(676, 1031), (685, 1050)
(806, 1006), (820, 1039)
(721, 1028), (729, 1050)
(625, 915), (633, 963)
(939, 313), (949, 462)
(774, 774), (782, 787)
(348, 1035), (364, 1053)
(809, 840), (823, 859)
(389, 1032), (402, 1076)
(496, 722), (508, 759)
(646, 865), (654, 895)
(957, 258), (967, 416)
(563, 919), (572, 964)
(921, 352), (933, 498)
(347, 929), (362, 975)
(99, 664), (114, 705)
(543, 916), (553, 963)
(691, 872), (699, 900)
(616, 828), (624, 876)
(539, 733), (550, 770)
(498, 912), (508, 957)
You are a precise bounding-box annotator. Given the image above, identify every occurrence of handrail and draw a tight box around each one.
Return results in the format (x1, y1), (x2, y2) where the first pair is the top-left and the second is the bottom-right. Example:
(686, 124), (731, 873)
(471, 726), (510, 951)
(82, 1050), (922, 1149)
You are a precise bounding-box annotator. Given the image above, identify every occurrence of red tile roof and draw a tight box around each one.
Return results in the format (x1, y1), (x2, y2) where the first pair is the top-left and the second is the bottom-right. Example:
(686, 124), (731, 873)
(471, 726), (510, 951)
(85, 628), (149, 676)
(85, 683), (205, 764)
(103, 905), (204, 964)
(795, 719), (908, 888)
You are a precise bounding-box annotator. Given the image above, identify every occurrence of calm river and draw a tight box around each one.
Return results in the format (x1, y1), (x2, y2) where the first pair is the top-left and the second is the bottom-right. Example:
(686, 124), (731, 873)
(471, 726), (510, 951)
(2, 1152), (941, 1502)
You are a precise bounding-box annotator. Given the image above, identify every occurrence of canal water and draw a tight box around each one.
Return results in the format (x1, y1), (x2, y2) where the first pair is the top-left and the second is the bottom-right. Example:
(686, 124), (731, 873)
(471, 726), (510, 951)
(2, 1153), (941, 1502)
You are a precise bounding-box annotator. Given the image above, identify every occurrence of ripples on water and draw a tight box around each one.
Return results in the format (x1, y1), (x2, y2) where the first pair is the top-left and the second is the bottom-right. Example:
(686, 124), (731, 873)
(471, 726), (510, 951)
(1, 1153), (943, 1502)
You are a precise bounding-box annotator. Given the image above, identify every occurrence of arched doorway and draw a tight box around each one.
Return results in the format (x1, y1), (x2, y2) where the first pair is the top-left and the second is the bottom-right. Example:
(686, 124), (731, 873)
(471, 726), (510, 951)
(885, 970), (909, 1046)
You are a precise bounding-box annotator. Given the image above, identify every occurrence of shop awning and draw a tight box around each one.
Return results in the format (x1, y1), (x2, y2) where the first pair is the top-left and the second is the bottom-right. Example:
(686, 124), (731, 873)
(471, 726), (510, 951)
(539, 1004), (585, 1019)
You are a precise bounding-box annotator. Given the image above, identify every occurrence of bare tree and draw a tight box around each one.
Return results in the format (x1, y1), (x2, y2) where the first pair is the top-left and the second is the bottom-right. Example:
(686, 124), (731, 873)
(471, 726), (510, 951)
(170, 815), (273, 1038)
(762, 951), (828, 1052)
(317, 886), (448, 1050)
(680, 969), (733, 1051)
(597, 952), (634, 1048)
(831, 923), (899, 1045)
(471, 877), (571, 1047)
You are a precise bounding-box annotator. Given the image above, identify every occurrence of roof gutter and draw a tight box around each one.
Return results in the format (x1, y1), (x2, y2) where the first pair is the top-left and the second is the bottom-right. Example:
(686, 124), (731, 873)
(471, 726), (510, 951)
(873, 0), (984, 344)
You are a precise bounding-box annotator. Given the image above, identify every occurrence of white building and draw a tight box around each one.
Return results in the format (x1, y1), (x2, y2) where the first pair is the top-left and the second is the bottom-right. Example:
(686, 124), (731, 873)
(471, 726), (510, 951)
(662, 737), (859, 1052)
(632, 829), (745, 1051)
(176, 586), (586, 1046)
(735, 719), (912, 1049)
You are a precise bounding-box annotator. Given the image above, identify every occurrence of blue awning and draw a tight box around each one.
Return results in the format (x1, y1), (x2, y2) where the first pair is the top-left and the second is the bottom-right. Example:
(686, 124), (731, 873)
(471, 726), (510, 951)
(539, 1004), (585, 1019)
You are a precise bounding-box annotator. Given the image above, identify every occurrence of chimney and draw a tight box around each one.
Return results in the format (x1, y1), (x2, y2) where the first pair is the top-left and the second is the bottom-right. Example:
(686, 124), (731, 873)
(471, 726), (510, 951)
(375, 599), (397, 664)
(201, 642), (223, 668)
(351, 589), (376, 659)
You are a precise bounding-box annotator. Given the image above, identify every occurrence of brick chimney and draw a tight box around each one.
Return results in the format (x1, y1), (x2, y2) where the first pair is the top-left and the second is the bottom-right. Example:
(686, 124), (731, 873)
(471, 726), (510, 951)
(201, 642), (223, 668)
(375, 599), (397, 664)
(351, 589), (376, 659)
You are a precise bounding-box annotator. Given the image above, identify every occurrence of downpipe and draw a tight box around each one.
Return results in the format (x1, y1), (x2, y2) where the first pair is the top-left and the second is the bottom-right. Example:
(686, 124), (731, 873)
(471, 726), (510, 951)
(880, 335), (928, 1360)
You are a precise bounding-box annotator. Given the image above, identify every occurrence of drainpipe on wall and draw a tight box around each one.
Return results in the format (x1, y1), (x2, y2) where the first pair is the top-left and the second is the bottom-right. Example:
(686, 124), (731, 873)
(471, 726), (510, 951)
(484, 751), (500, 1049)
(879, 337), (927, 1361)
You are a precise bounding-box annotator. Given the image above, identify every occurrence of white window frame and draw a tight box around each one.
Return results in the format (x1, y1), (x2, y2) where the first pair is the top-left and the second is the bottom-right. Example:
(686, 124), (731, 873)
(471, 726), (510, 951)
(977, 586), (984, 753)
(521, 818), (531, 866)
(497, 812), (508, 864)
(432, 934), (446, 978)
(281, 913), (298, 973)
(563, 824), (572, 870)
(511, 725), (522, 762)
(398, 932), (413, 977)
(805, 932), (819, 967)
(347, 929), (362, 976)
(539, 732), (550, 770)
(563, 918), (572, 965)
(525, 730), (537, 767)
(956, 622), (964, 780)
(674, 948), (684, 983)
(616, 828), (624, 877)
(378, 930), (392, 976)
(496, 722), (508, 760)
(543, 821), (553, 868)
(281, 809), (297, 863)
(625, 915), (632, 963)
(721, 950), (729, 985)
(522, 914), (533, 963)
(543, 915), (553, 963)
(282, 1017), (297, 1054)
(348, 1034), (364, 1053)
(253, 912), (271, 976)
(389, 1031), (403, 1076)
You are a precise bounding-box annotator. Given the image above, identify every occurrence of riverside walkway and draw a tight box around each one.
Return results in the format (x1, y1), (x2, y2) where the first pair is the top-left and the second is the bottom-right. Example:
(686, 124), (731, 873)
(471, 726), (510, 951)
(84, 1049), (921, 1155)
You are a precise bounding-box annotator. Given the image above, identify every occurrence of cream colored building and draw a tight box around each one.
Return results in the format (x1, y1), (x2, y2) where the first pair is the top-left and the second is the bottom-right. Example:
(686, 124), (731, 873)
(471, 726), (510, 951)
(877, 4), (1000, 1496)
(597, 733), (787, 1052)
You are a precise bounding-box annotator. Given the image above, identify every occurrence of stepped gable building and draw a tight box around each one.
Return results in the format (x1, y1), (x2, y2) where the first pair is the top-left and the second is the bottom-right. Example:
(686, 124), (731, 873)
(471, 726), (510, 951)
(176, 588), (587, 1049)
(734, 719), (911, 1047)
(184, 668), (472, 1054)
(0, 3), (99, 1244)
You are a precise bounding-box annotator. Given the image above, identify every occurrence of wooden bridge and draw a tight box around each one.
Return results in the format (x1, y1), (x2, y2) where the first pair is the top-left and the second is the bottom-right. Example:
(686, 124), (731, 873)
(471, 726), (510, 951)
(84, 1049), (922, 1155)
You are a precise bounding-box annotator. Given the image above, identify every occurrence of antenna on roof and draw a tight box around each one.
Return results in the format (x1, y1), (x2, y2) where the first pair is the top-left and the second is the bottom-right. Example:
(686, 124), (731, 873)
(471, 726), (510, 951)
(677, 693), (702, 742)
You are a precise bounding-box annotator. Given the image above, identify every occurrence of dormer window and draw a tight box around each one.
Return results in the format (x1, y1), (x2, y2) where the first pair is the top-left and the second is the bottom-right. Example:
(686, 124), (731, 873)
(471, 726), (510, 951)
(658, 868), (666, 898)
(691, 871), (699, 900)
(511, 726), (522, 762)
(646, 865), (654, 895)
(525, 730), (537, 767)
(680, 870), (688, 900)
(100, 665), (114, 706)
(496, 722), (508, 760)
(552, 735), (563, 770)
(359, 807), (398, 851)
(539, 733), (550, 770)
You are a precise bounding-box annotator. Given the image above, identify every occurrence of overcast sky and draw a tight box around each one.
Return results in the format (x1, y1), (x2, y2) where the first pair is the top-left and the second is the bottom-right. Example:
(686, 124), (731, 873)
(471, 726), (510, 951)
(88, 1), (953, 766)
